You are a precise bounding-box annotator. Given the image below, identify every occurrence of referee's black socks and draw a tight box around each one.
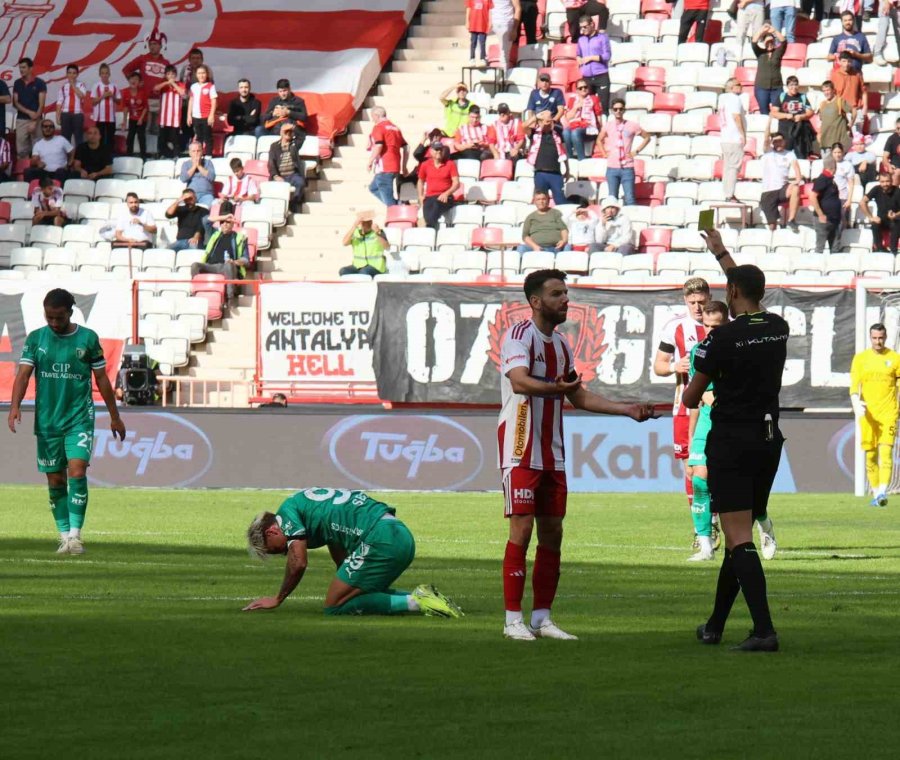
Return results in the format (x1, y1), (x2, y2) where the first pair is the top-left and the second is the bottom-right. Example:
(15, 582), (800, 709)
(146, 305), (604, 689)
(730, 542), (776, 636)
(707, 548), (740, 634)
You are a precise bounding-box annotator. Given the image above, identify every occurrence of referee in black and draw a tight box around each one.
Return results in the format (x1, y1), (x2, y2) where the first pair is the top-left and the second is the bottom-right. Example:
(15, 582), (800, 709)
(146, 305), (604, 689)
(682, 228), (788, 652)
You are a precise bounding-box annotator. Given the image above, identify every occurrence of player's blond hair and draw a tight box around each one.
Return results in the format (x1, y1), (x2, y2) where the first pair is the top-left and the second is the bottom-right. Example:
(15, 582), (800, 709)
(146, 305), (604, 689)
(683, 277), (710, 297)
(247, 511), (276, 560)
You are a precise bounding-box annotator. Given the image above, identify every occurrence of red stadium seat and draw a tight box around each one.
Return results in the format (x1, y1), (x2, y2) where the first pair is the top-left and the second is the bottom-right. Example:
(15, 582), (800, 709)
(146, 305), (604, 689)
(538, 66), (574, 90)
(633, 67), (666, 95)
(633, 158), (646, 183)
(743, 136), (758, 158)
(652, 92), (685, 114)
(638, 227), (672, 255)
(701, 19), (722, 44)
(235, 224), (258, 263)
(0, 201), (10, 223)
(713, 157), (747, 181)
(734, 67), (757, 89)
(550, 43), (578, 66)
(782, 43), (808, 69)
(634, 181), (665, 207)
(385, 205), (420, 229)
(640, 0), (672, 20)
(194, 290), (224, 321)
(487, 43), (518, 68)
(867, 91), (883, 112)
(480, 160), (514, 180)
(12, 158), (30, 181)
(471, 226), (504, 249)
(243, 159), (269, 184)
(705, 113), (721, 135)
(794, 18), (819, 45)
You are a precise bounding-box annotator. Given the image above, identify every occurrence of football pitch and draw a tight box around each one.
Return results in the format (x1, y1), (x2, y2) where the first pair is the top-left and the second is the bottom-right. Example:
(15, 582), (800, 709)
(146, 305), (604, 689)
(1, 487), (899, 759)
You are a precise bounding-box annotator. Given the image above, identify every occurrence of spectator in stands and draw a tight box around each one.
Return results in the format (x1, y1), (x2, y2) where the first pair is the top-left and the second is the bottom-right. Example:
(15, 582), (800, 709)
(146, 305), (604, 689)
(771, 75), (814, 155)
(883, 117), (900, 185)
(452, 106), (496, 159)
(810, 154), (843, 253)
(113, 192), (156, 249)
(596, 98), (649, 207)
(55, 64), (88, 148)
(439, 82), (473, 137)
(339, 210), (388, 277)
(260, 79), (308, 141)
(567, 206), (598, 251)
(849, 131), (877, 185)
(862, 171), (900, 252)
(594, 196), (635, 254)
(268, 122), (306, 212)
(89, 63), (119, 151)
(180, 140), (216, 208)
(121, 28), (170, 135)
(220, 158), (260, 205)
(259, 393), (288, 408)
(518, 189), (569, 252)
(751, 24), (787, 119)
(368, 107), (408, 206)
(31, 177), (67, 227)
(526, 73), (566, 126)
(417, 142), (459, 229)
(187, 65), (216, 156)
(24, 120), (73, 182)
(828, 11), (873, 73)
(0, 134), (10, 182)
(466, 0), (491, 66)
(769, 0), (797, 43)
(678, 0), (710, 45)
(735, 0), (766, 54)
(179, 48), (207, 151)
(816, 80), (853, 155)
(413, 127), (447, 164)
(832, 52), (864, 121)
(192, 217), (250, 305)
(562, 79), (602, 162)
(492, 103), (526, 161)
(166, 189), (207, 252)
(121, 72), (148, 160)
(719, 78), (746, 203)
(154, 65), (185, 160)
(575, 15), (611, 115)
(227, 79), (261, 135)
(527, 111), (567, 205)
(490, 0), (521, 73)
(565, 0), (608, 44)
(12, 58), (47, 159)
(800, 0), (825, 24)
(760, 130), (802, 232)
(831, 142), (857, 230)
(0, 73), (9, 153)
(72, 126), (113, 181)
(873, 0), (900, 66)
(519, 0), (539, 44)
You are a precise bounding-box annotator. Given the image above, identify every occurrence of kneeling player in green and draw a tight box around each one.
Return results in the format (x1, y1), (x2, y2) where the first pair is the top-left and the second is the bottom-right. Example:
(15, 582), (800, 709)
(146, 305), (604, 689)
(687, 301), (727, 561)
(7, 289), (126, 555)
(244, 487), (463, 618)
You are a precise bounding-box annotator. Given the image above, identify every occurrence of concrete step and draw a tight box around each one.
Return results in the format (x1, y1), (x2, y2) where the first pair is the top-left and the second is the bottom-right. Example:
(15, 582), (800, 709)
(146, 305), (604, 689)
(408, 24), (470, 39)
(395, 47), (473, 62)
(418, 10), (467, 24)
(388, 60), (469, 75)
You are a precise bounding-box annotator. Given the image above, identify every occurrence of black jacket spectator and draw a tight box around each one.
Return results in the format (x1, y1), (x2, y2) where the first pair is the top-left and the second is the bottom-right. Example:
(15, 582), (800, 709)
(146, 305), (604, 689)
(263, 93), (307, 135)
(227, 94), (262, 134)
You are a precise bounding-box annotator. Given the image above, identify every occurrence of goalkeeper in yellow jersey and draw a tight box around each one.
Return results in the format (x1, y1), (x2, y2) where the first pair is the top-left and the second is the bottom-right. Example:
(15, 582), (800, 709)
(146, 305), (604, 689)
(850, 323), (900, 507)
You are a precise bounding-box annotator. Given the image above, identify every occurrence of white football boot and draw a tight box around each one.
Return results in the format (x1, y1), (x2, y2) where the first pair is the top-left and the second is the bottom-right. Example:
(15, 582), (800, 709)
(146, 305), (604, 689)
(530, 618), (578, 640)
(503, 619), (537, 641)
(757, 518), (776, 560)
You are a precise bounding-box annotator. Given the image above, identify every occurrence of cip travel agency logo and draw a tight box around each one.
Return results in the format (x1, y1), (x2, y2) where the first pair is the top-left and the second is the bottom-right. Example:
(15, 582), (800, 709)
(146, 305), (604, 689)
(324, 415), (484, 490)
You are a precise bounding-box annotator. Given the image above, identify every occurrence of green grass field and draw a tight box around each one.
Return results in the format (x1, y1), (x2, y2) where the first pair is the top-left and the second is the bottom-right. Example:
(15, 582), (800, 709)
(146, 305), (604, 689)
(1, 486), (899, 759)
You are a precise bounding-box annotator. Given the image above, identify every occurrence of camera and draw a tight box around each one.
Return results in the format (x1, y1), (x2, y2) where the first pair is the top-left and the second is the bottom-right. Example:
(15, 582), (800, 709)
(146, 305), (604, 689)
(118, 344), (157, 406)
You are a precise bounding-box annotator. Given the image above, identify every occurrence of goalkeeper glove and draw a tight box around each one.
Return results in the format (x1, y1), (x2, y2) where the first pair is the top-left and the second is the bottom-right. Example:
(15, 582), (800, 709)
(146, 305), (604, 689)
(851, 394), (866, 417)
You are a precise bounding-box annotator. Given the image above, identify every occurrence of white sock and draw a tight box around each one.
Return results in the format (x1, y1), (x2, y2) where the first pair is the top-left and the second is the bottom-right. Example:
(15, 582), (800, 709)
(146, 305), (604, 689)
(877, 485), (888, 497)
(69, 528), (81, 539)
(531, 608), (550, 628)
(697, 536), (713, 553)
(59, 532), (69, 542)
(505, 610), (523, 625)
(757, 517), (773, 534)
(406, 595), (420, 612)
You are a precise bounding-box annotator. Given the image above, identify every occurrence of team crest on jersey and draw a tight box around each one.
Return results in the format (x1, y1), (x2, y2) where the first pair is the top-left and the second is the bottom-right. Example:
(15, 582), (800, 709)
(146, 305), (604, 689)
(487, 302), (608, 382)
(76, 347), (86, 360)
(0, 1), (216, 87)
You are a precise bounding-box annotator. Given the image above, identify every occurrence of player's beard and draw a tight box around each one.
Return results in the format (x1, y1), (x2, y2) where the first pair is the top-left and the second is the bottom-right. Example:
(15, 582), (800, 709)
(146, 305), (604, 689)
(541, 302), (567, 326)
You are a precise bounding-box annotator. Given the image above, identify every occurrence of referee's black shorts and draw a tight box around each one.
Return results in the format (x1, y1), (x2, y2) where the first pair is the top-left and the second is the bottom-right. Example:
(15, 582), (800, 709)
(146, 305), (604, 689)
(706, 423), (784, 518)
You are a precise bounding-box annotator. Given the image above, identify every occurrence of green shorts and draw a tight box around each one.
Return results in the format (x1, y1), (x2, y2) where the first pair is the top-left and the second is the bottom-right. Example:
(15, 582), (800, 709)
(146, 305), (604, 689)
(687, 415), (712, 467)
(36, 429), (94, 473)
(336, 516), (416, 592)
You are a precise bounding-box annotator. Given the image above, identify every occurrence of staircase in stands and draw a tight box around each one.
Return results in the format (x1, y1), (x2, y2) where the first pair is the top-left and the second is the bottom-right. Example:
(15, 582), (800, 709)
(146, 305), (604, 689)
(187, 0), (467, 399)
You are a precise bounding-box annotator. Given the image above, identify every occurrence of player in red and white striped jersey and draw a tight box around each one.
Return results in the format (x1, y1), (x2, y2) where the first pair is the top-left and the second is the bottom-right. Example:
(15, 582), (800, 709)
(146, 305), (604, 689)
(154, 65), (185, 159)
(498, 269), (656, 642)
(55, 64), (88, 147)
(90, 64), (119, 150)
(653, 278), (712, 539)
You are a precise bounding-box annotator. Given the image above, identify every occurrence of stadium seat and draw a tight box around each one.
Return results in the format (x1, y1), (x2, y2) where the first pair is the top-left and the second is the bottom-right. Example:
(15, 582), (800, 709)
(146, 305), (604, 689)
(487, 249), (521, 274)
(670, 228), (705, 251)
(402, 227), (437, 251)
(471, 226), (505, 249)
(7, 199), (33, 223)
(620, 253), (656, 275)
(436, 227), (470, 251)
(550, 43), (578, 66)
(675, 43), (709, 68)
(75, 248), (110, 273)
(521, 250), (555, 273)
(451, 250), (487, 274)
(255, 135), (279, 159)
(142, 248), (176, 274)
(737, 228), (772, 255)
(466, 181), (501, 204)
(124, 178), (156, 202)
(110, 247), (144, 274)
(28, 225), (64, 249)
(480, 160), (514, 181)
(95, 178), (128, 204)
(175, 248), (205, 273)
(42, 247), (77, 273)
(418, 250), (453, 275)
(157, 320), (191, 367)
(448, 204), (484, 228)
(638, 228), (671, 255)
(224, 134), (258, 161)
(9, 246), (42, 272)
(640, 0), (672, 21)
(554, 250), (589, 274)
(633, 67), (666, 95)
(587, 251), (623, 277)
(656, 251), (690, 279)
(385, 205), (419, 229)
(483, 204), (519, 228)
(0, 181), (29, 201)
(178, 297), (210, 343)
(112, 156), (144, 179)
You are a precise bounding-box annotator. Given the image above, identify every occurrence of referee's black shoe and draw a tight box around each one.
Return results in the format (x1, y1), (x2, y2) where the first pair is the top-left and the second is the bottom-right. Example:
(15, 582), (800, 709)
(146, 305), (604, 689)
(696, 624), (722, 645)
(732, 631), (779, 652)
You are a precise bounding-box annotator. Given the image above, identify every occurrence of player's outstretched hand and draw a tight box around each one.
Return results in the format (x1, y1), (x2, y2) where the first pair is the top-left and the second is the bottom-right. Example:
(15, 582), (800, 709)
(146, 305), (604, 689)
(242, 596), (281, 611)
(110, 416), (126, 441)
(700, 228), (726, 256)
(626, 402), (660, 422)
(554, 373), (582, 393)
(7, 406), (20, 433)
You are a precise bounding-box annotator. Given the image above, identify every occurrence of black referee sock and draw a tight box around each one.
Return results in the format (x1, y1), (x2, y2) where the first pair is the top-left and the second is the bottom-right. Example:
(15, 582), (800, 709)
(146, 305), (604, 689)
(731, 542), (775, 636)
(707, 548), (740, 633)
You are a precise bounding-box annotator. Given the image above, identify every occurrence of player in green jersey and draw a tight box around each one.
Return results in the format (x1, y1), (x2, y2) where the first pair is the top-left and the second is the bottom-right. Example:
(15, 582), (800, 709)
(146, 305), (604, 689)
(244, 487), (463, 618)
(686, 301), (727, 562)
(7, 289), (125, 555)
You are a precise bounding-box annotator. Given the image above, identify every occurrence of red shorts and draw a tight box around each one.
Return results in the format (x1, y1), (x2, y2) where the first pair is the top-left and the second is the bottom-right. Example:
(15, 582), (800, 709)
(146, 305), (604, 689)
(673, 414), (690, 460)
(502, 467), (568, 518)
